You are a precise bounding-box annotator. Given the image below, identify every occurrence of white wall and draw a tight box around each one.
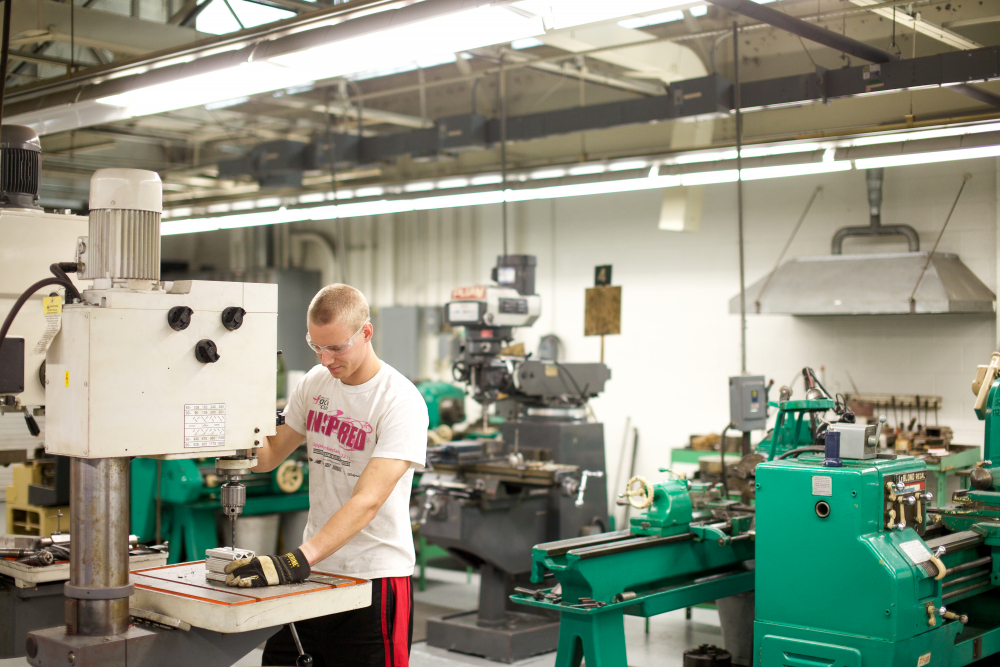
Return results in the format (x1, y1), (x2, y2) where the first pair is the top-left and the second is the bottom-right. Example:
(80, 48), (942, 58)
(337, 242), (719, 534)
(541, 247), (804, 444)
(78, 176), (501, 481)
(166, 158), (1000, 489)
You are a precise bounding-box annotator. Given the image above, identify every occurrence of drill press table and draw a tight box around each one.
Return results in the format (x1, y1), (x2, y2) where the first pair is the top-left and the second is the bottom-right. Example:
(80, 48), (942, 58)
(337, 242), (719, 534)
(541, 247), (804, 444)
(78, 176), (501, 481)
(130, 562), (371, 633)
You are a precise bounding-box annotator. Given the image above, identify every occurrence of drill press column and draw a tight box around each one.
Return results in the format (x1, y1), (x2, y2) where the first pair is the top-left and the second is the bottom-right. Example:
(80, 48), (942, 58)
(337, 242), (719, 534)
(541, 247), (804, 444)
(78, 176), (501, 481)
(66, 458), (131, 636)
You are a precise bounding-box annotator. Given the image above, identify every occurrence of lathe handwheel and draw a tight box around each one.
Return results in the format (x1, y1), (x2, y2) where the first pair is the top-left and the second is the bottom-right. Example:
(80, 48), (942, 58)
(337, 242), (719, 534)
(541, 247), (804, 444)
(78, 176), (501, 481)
(276, 460), (304, 493)
(624, 476), (654, 509)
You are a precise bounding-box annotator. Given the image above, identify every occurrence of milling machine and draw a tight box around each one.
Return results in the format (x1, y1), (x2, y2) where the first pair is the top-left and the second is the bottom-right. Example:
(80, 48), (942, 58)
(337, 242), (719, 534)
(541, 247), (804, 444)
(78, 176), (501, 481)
(419, 255), (611, 663)
(1, 165), (369, 666)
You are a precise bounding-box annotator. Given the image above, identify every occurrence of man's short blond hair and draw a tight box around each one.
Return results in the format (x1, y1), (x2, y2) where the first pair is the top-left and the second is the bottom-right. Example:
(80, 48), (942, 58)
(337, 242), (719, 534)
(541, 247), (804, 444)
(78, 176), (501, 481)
(307, 284), (370, 331)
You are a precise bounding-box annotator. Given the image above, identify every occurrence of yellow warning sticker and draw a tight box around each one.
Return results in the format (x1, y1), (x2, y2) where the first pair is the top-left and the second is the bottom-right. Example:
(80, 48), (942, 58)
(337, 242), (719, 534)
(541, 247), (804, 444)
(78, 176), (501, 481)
(42, 296), (63, 315)
(64, 371), (70, 387)
(544, 364), (559, 377)
(917, 653), (931, 667)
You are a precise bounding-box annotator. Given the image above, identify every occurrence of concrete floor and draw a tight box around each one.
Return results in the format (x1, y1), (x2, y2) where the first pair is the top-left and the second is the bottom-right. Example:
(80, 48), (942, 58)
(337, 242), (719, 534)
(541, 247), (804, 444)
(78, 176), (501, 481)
(1, 504), (723, 666)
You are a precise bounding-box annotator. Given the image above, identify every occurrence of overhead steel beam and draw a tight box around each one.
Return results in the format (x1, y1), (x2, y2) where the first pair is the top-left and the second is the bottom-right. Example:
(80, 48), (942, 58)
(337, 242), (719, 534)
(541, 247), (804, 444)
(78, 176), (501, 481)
(847, 0), (981, 51)
(705, 0), (1000, 108)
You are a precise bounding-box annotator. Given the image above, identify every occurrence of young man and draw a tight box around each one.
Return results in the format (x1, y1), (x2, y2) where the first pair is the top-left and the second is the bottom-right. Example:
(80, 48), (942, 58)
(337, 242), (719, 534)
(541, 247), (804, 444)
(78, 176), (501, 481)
(224, 284), (428, 667)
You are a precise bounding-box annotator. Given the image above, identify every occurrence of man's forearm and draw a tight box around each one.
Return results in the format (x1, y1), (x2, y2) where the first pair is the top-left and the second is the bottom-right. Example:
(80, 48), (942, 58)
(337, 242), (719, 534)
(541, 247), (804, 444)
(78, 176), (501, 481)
(298, 495), (380, 566)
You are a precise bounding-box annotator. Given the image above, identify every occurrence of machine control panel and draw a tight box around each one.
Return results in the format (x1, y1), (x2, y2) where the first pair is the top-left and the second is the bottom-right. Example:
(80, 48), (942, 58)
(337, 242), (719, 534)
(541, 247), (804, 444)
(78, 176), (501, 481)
(883, 471), (928, 535)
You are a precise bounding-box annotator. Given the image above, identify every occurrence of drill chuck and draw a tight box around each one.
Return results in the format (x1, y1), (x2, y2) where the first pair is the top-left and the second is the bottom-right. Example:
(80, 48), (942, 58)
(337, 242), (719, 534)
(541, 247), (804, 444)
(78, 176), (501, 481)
(221, 481), (246, 518)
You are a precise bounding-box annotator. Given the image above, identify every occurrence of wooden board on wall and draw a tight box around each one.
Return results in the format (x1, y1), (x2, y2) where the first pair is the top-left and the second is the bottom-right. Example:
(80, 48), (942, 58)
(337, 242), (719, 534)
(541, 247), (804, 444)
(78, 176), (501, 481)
(585, 286), (621, 336)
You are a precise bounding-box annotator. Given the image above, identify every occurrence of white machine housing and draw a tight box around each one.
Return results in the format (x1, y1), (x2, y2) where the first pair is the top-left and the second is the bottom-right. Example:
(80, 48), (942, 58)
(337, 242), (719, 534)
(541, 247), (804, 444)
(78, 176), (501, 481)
(0, 209), (87, 406)
(44, 279), (278, 458)
(446, 286), (541, 329)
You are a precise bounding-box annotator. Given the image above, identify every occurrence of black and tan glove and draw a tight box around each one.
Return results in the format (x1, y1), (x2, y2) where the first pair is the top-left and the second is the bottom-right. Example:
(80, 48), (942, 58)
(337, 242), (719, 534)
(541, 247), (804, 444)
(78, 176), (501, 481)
(224, 548), (311, 588)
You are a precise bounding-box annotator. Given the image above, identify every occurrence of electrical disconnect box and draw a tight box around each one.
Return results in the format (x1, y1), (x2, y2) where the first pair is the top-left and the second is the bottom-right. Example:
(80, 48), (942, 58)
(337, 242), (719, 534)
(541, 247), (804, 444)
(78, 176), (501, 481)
(729, 375), (768, 432)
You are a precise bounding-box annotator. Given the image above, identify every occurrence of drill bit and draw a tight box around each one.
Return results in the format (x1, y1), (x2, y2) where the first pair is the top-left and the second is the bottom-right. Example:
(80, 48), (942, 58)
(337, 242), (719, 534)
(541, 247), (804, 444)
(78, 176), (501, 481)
(231, 516), (236, 551)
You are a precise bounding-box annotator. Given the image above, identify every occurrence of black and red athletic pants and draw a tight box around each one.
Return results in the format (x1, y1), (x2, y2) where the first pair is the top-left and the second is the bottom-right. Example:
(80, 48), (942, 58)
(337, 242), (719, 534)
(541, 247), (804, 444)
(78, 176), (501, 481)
(261, 576), (413, 667)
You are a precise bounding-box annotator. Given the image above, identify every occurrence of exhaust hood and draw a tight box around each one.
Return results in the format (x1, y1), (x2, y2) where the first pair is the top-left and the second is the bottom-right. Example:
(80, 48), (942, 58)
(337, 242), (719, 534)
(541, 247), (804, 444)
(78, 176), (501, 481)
(730, 251), (996, 315)
(730, 169), (995, 316)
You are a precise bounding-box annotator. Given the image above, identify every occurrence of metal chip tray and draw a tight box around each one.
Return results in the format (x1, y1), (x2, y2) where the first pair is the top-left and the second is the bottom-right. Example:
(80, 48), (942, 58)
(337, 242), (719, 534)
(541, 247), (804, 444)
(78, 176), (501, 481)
(131, 561), (371, 633)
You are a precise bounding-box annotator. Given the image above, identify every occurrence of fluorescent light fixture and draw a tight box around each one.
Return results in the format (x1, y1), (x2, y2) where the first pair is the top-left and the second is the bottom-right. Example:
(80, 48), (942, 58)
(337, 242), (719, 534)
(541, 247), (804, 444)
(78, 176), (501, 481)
(271, 7), (543, 78)
(608, 159), (650, 171)
(618, 10), (684, 29)
(681, 170), (738, 186)
(164, 155), (853, 235)
(99, 6), (544, 120)
(403, 181), (435, 192)
(530, 168), (568, 180)
(854, 144), (1000, 169)
(298, 192), (326, 204)
(568, 164), (608, 176)
(99, 62), (319, 117)
(512, 37), (544, 49)
(673, 142), (823, 164)
(470, 174), (504, 185)
(437, 178), (470, 189)
(689, 5), (708, 16)
(849, 121), (1000, 147)
(741, 160), (851, 180)
(355, 186), (385, 197)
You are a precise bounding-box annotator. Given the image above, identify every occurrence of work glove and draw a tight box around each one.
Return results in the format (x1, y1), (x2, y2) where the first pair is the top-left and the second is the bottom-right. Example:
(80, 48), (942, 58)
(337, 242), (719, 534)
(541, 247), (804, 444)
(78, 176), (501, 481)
(224, 548), (311, 588)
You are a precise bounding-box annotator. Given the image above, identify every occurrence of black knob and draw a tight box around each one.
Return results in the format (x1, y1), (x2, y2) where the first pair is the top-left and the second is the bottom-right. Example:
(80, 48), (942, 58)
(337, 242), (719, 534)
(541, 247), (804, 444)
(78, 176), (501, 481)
(296, 654), (314, 667)
(221, 307), (246, 331)
(167, 306), (193, 331)
(195, 339), (220, 364)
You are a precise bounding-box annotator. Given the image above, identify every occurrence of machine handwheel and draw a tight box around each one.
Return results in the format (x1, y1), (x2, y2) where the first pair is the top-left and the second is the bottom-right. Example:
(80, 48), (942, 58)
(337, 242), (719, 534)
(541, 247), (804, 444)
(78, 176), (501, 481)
(275, 460), (304, 493)
(624, 476), (654, 509)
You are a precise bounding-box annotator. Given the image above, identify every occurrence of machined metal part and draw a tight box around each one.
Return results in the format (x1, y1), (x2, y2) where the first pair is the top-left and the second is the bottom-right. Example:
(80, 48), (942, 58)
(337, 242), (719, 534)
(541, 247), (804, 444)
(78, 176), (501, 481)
(67, 457), (131, 637)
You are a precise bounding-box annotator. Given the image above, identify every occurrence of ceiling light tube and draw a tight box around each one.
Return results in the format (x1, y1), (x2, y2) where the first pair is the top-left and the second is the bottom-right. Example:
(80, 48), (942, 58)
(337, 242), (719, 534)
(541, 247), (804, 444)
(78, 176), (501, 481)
(853, 144), (1000, 169)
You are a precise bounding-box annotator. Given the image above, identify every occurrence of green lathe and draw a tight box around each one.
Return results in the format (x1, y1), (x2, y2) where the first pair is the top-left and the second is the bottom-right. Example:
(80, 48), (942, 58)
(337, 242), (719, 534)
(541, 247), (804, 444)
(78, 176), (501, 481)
(752, 353), (1000, 666)
(514, 473), (755, 667)
(512, 394), (843, 667)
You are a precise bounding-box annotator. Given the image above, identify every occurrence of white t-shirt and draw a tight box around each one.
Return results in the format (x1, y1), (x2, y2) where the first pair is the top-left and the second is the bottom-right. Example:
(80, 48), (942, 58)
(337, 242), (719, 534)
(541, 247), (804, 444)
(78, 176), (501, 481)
(283, 361), (428, 580)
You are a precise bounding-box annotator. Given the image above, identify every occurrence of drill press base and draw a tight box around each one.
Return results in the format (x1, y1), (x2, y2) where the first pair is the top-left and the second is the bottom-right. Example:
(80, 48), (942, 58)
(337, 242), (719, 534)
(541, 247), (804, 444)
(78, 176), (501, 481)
(426, 611), (559, 663)
(130, 561), (371, 633)
(27, 622), (278, 667)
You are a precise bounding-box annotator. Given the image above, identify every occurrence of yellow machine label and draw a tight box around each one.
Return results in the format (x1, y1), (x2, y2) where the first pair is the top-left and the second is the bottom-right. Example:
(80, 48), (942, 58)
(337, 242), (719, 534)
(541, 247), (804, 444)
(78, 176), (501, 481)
(64, 371), (70, 387)
(917, 652), (931, 666)
(42, 296), (63, 315)
(544, 364), (559, 377)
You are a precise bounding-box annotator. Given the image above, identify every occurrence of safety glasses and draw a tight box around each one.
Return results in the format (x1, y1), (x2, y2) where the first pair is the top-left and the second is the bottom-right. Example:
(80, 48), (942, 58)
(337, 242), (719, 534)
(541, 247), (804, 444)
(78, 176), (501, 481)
(306, 318), (369, 356)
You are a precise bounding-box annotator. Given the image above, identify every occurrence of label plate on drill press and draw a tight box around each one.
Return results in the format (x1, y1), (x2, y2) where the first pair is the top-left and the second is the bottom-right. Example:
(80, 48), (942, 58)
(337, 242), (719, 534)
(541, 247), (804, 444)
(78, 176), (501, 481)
(184, 403), (226, 448)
